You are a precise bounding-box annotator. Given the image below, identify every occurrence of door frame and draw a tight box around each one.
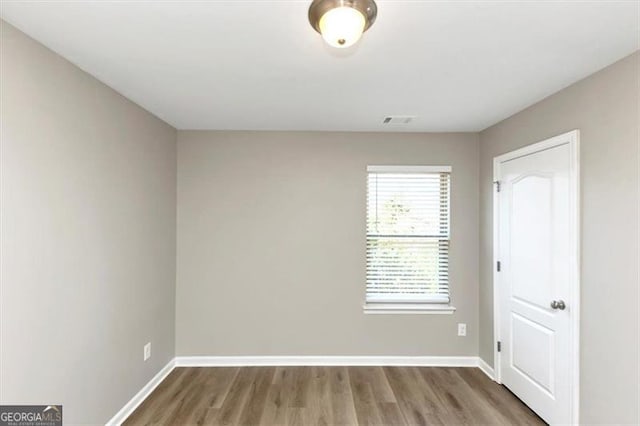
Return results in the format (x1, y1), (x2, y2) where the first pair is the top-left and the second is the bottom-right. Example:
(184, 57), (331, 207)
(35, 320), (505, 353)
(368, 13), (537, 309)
(492, 129), (580, 424)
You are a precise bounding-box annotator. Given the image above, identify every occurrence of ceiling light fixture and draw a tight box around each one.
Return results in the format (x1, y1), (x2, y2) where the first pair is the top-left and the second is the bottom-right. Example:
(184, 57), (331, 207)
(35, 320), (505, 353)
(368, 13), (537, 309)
(308, 0), (378, 48)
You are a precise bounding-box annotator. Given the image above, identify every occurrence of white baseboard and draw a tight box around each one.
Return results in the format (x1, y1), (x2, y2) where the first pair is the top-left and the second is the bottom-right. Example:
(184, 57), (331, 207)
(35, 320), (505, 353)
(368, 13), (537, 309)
(478, 357), (496, 381)
(108, 355), (491, 425)
(174, 355), (479, 367)
(105, 359), (176, 426)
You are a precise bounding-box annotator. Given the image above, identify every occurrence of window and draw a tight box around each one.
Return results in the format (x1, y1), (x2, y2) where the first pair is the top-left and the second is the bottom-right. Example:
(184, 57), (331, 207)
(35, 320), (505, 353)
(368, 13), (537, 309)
(365, 166), (452, 313)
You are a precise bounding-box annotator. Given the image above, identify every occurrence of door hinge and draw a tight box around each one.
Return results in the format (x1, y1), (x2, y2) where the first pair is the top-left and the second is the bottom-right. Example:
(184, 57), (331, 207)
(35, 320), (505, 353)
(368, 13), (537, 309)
(496, 261), (501, 272)
(494, 180), (501, 192)
(497, 341), (502, 352)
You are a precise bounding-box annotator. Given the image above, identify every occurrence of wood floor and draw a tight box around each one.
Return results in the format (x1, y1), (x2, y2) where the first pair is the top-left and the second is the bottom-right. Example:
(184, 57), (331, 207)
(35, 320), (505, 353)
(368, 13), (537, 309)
(124, 367), (545, 425)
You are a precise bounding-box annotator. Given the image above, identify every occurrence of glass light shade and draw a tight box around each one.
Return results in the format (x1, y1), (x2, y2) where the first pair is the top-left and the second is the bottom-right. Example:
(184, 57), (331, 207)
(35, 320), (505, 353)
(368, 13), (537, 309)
(318, 6), (366, 48)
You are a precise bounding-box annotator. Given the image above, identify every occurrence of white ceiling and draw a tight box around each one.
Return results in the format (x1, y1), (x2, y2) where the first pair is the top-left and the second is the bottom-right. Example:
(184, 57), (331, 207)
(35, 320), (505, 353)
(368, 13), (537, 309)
(2, 0), (638, 132)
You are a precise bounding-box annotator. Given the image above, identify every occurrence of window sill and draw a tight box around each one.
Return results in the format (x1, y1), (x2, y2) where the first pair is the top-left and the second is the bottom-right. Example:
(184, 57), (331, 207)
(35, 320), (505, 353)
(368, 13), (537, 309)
(363, 303), (456, 315)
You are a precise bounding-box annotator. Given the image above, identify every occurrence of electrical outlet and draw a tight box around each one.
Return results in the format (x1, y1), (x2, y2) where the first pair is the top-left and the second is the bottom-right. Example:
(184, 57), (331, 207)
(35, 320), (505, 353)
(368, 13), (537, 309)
(144, 342), (151, 361)
(457, 323), (467, 336)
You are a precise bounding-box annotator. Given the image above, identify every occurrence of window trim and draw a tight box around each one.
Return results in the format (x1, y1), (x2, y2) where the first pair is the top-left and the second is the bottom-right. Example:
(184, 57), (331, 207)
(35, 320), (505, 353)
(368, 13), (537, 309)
(363, 303), (456, 315)
(367, 165), (452, 173)
(364, 165), (454, 314)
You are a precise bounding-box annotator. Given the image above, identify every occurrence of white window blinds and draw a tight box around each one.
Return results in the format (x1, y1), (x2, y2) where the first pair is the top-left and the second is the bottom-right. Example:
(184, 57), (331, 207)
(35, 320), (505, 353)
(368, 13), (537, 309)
(366, 166), (451, 304)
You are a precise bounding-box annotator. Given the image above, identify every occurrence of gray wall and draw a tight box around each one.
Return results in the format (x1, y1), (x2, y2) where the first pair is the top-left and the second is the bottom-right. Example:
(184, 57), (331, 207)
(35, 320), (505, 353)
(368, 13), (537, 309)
(0, 22), (177, 424)
(176, 131), (479, 357)
(478, 52), (639, 424)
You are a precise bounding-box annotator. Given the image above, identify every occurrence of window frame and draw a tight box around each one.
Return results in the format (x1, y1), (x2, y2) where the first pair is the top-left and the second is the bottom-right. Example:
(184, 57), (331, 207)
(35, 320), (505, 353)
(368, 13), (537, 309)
(363, 165), (456, 315)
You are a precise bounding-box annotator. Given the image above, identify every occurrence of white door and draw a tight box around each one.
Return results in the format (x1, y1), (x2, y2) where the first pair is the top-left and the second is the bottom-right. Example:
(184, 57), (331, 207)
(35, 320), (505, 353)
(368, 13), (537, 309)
(495, 131), (579, 425)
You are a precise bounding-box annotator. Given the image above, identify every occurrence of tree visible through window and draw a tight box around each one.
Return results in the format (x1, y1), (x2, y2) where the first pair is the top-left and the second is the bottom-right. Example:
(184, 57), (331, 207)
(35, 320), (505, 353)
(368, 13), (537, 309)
(366, 166), (451, 304)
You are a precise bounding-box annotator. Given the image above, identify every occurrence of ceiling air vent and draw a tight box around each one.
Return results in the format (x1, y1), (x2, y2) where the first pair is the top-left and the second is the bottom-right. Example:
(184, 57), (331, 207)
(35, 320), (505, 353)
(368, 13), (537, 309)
(383, 116), (415, 125)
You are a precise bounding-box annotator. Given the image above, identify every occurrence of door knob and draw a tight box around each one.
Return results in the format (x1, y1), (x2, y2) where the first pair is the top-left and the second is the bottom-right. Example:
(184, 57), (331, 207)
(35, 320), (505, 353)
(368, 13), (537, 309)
(550, 300), (566, 310)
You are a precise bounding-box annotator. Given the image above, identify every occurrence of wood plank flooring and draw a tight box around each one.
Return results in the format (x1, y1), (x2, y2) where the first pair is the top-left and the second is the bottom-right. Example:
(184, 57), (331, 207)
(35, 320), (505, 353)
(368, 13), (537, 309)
(124, 367), (545, 425)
